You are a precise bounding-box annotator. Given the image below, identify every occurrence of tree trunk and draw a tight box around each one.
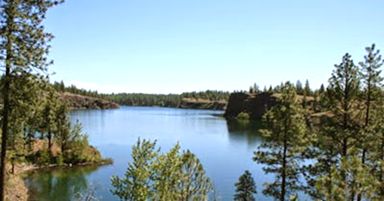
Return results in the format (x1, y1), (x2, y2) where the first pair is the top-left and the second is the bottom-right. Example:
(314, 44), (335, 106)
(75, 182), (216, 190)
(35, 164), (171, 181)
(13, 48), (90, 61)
(0, 2), (15, 199)
(281, 139), (287, 201)
(48, 131), (52, 151)
(281, 117), (288, 201)
(0, 66), (11, 201)
(357, 79), (372, 201)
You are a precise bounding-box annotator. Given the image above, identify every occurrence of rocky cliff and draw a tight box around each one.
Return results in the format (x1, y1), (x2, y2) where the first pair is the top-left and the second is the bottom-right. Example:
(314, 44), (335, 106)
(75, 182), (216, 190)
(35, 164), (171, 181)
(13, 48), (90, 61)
(224, 92), (278, 120)
(179, 98), (227, 110)
(60, 92), (119, 110)
(224, 92), (318, 120)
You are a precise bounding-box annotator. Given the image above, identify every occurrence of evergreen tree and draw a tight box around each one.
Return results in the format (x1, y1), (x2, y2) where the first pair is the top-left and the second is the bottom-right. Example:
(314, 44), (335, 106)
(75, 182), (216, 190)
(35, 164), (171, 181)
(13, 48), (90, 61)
(370, 105), (384, 198)
(254, 83), (310, 201)
(111, 139), (158, 201)
(304, 79), (311, 96)
(111, 139), (212, 201)
(328, 53), (360, 157)
(234, 170), (257, 201)
(0, 0), (61, 199)
(295, 80), (303, 95)
(319, 84), (325, 94)
(179, 150), (212, 201)
(316, 152), (379, 201)
(307, 52), (365, 200)
(357, 43), (383, 201)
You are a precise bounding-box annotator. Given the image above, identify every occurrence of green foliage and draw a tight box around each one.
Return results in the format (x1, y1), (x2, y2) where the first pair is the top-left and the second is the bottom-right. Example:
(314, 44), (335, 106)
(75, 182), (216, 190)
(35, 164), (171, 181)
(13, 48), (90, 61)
(234, 170), (256, 201)
(35, 150), (51, 166)
(105, 91), (229, 107)
(111, 139), (212, 201)
(0, 0), (63, 194)
(62, 123), (102, 164)
(52, 81), (230, 108)
(316, 153), (379, 201)
(111, 139), (159, 201)
(254, 83), (311, 201)
(236, 112), (250, 120)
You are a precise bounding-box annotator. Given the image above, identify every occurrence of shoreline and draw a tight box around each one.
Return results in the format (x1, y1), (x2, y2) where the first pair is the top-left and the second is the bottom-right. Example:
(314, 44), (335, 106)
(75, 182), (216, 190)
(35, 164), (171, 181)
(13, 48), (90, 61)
(7, 159), (113, 201)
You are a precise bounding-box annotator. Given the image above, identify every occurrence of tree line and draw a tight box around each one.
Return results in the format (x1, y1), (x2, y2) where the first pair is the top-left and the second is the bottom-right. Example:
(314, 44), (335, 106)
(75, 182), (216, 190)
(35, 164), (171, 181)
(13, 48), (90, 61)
(52, 81), (231, 108)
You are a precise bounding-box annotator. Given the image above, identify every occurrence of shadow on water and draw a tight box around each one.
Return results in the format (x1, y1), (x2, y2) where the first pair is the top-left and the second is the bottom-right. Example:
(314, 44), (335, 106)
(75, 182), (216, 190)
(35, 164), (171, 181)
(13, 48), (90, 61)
(25, 165), (100, 201)
(226, 119), (264, 147)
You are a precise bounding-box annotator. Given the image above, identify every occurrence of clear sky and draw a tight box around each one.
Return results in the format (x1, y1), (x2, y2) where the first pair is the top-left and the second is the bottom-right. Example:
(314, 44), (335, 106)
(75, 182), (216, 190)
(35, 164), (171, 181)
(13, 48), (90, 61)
(45, 0), (384, 94)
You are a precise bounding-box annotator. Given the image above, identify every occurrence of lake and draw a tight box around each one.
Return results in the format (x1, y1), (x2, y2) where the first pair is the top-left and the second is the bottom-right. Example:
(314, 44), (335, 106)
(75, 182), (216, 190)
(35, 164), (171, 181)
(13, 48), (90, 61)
(25, 106), (274, 201)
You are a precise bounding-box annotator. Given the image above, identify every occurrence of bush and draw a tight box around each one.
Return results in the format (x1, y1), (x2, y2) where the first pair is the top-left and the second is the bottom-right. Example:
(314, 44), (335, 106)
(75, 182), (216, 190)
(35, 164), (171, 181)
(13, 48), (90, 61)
(237, 112), (250, 120)
(35, 150), (51, 166)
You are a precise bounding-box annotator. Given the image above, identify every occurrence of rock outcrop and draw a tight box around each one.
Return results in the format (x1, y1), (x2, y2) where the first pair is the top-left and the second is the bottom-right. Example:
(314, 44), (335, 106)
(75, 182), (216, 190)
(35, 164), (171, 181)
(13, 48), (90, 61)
(179, 98), (227, 110)
(224, 92), (319, 120)
(224, 92), (278, 120)
(60, 92), (119, 110)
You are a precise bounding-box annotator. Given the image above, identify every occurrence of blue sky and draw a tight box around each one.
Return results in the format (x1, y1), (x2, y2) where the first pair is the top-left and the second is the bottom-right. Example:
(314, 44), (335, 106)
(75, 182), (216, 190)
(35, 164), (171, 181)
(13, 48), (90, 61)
(46, 0), (384, 94)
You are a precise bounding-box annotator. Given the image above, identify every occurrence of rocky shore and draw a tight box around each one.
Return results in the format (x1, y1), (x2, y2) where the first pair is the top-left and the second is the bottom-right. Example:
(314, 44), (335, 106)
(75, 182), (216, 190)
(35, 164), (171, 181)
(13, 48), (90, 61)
(60, 92), (119, 110)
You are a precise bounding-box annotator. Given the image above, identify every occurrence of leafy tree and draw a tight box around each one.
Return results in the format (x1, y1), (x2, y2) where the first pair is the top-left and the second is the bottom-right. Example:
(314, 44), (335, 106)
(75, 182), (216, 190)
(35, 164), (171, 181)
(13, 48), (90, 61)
(234, 170), (257, 201)
(254, 83), (310, 201)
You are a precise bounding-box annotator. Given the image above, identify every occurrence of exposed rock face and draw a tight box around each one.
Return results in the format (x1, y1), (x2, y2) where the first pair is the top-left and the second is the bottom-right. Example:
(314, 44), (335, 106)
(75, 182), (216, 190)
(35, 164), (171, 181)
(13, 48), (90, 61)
(224, 92), (278, 120)
(179, 98), (227, 110)
(60, 92), (119, 110)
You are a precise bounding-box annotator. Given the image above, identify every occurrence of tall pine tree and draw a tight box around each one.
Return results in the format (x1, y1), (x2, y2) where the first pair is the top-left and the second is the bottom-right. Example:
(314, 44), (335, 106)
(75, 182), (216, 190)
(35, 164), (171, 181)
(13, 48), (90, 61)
(254, 83), (310, 201)
(357, 44), (383, 201)
(328, 53), (360, 157)
(0, 0), (61, 199)
(234, 170), (257, 201)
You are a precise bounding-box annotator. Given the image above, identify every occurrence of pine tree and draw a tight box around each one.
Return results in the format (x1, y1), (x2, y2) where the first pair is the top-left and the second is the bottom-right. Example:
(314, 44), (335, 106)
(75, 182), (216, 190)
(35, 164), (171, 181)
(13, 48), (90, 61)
(111, 139), (212, 201)
(295, 80), (303, 95)
(310, 53), (363, 200)
(328, 53), (360, 157)
(316, 152), (379, 201)
(234, 170), (257, 201)
(356, 43), (384, 201)
(111, 139), (158, 201)
(371, 105), (384, 198)
(0, 1), (61, 199)
(254, 83), (310, 201)
(304, 80), (311, 96)
(179, 150), (212, 201)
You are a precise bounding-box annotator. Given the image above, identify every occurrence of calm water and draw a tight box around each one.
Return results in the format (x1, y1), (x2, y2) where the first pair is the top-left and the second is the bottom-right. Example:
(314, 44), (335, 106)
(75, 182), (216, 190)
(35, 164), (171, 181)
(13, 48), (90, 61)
(25, 106), (275, 201)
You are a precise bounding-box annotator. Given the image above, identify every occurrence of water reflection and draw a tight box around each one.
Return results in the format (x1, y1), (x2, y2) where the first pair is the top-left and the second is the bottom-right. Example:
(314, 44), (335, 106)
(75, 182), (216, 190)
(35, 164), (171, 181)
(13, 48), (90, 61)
(25, 165), (100, 201)
(24, 107), (272, 200)
(226, 120), (263, 147)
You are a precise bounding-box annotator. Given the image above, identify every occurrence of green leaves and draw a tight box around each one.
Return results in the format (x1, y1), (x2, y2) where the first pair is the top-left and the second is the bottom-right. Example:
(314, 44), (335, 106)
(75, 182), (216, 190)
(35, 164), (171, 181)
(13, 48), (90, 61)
(111, 139), (212, 201)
